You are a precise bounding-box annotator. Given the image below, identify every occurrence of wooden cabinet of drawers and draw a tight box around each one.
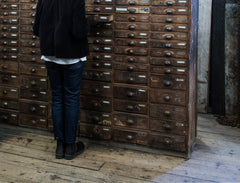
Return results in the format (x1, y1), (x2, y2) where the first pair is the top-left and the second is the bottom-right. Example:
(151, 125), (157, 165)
(0, 0), (198, 157)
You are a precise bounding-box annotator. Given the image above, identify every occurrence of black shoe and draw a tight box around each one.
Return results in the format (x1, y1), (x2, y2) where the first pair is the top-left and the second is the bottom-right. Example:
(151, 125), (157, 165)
(65, 141), (85, 160)
(56, 139), (65, 159)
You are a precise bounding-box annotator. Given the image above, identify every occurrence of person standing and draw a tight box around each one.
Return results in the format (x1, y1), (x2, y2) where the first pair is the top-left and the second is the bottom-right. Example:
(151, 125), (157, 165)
(33, 0), (89, 160)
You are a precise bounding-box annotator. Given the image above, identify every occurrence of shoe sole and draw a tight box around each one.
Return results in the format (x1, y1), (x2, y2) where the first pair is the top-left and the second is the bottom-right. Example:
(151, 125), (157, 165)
(65, 142), (84, 160)
(56, 153), (64, 159)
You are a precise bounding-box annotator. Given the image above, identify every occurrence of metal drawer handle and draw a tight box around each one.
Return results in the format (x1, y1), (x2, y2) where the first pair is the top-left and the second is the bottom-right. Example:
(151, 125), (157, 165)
(164, 81), (171, 86)
(32, 13), (36, 17)
(31, 50), (36, 54)
(31, 120), (37, 124)
(30, 106), (37, 112)
(3, 12), (8, 16)
(2, 77), (9, 82)
(93, 102), (100, 108)
(94, 0), (101, 4)
(128, 49), (134, 54)
(165, 26), (173, 31)
(164, 95), (171, 101)
(2, 48), (7, 52)
(2, 5), (7, 9)
(127, 66), (134, 71)
(166, 9), (173, 14)
(3, 55), (7, 59)
(128, 77), (134, 82)
(164, 60), (171, 65)
(31, 68), (36, 73)
(31, 80), (37, 86)
(126, 135), (133, 140)
(3, 41), (8, 45)
(165, 43), (172, 48)
(93, 88), (99, 93)
(128, 33), (135, 38)
(126, 105), (134, 110)
(163, 123), (172, 130)
(93, 63), (100, 67)
(128, 41), (135, 46)
(3, 102), (8, 107)
(31, 43), (36, 47)
(164, 138), (173, 145)
(127, 92), (134, 97)
(94, 8), (101, 12)
(128, 57), (135, 63)
(129, 17), (136, 22)
(32, 94), (37, 98)
(2, 34), (7, 38)
(167, 1), (174, 5)
(165, 69), (171, 74)
(165, 52), (172, 57)
(94, 39), (100, 44)
(2, 65), (8, 69)
(129, 8), (136, 13)
(2, 115), (8, 121)
(128, 25), (136, 30)
(94, 47), (100, 51)
(129, 0), (136, 5)
(164, 110), (171, 116)
(3, 90), (7, 95)
(93, 55), (100, 60)
(126, 119), (134, 125)
(166, 18), (173, 23)
(92, 116), (100, 122)
(32, 58), (36, 62)
(32, 35), (36, 39)
(93, 72), (100, 78)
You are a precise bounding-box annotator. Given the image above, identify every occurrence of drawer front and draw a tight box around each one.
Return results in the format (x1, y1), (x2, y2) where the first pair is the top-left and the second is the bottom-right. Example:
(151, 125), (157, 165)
(84, 61), (112, 70)
(0, 109), (18, 125)
(150, 89), (186, 106)
(115, 0), (150, 5)
(80, 110), (112, 126)
(0, 18), (19, 24)
(19, 114), (47, 128)
(150, 58), (188, 67)
(20, 25), (35, 32)
(88, 53), (114, 61)
(151, 32), (187, 40)
(113, 128), (148, 145)
(1, 40), (18, 46)
(151, 23), (188, 32)
(0, 99), (18, 110)
(151, 15), (188, 24)
(19, 55), (42, 63)
(1, 0), (19, 3)
(113, 62), (148, 72)
(80, 80), (112, 97)
(1, 25), (18, 32)
(82, 70), (112, 82)
(150, 103), (186, 121)
(80, 96), (112, 112)
(115, 22), (150, 31)
(19, 63), (47, 76)
(19, 47), (41, 55)
(0, 61), (18, 73)
(150, 66), (187, 75)
(20, 88), (48, 101)
(150, 74), (186, 90)
(85, 0), (114, 5)
(150, 49), (187, 58)
(150, 119), (186, 135)
(115, 47), (148, 56)
(113, 112), (148, 129)
(89, 29), (114, 37)
(150, 40), (187, 49)
(86, 6), (114, 13)
(19, 11), (36, 18)
(19, 101), (48, 116)
(89, 45), (114, 53)
(115, 55), (148, 64)
(148, 133), (186, 152)
(20, 75), (48, 89)
(0, 46), (18, 53)
(114, 99), (148, 114)
(88, 37), (114, 45)
(1, 54), (18, 61)
(1, 32), (18, 39)
(20, 40), (40, 47)
(115, 30), (149, 39)
(0, 86), (18, 99)
(115, 14), (149, 22)
(0, 73), (19, 85)
(115, 38), (149, 47)
(90, 14), (114, 23)
(113, 85), (148, 101)
(0, 11), (19, 17)
(20, 0), (37, 3)
(151, 7), (188, 15)
(20, 4), (36, 10)
(151, 0), (189, 6)
(114, 71), (148, 85)
(20, 18), (35, 25)
(20, 33), (38, 40)
(115, 6), (150, 14)
(79, 123), (112, 140)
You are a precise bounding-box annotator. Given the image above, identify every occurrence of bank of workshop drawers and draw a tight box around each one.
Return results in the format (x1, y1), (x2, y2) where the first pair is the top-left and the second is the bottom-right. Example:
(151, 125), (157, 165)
(0, 0), (197, 156)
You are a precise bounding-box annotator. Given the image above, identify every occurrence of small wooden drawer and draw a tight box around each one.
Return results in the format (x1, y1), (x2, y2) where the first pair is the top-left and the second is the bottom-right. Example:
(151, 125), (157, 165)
(0, 98), (18, 110)
(20, 25), (35, 33)
(115, 22), (150, 31)
(84, 61), (112, 70)
(114, 99), (148, 114)
(80, 96), (112, 112)
(91, 14), (114, 23)
(115, 6), (150, 14)
(0, 46), (18, 53)
(113, 62), (148, 72)
(151, 23), (188, 32)
(82, 70), (112, 82)
(150, 40), (187, 49)
(19, 55), (43, 63)
(115, 0), (150, 5)
(114, 30), (149, 39)
(115, 47), (148, 56)
(115, 14), (149, 22)
(113, 112), (148, 129)
(19, 11), (36, 18)
(89, 45), (114, 53)
(150, 57), (188, 67)
(0, 61), (18, 73)
(151, 15), (188, 24)
(19, 47), (41, 55)
(0, 10), (19, 17)
(20, 88), (48, 102)
(148, 133), (186, 152)
(1, 32), (18, 40)
(89, 29), (114, 37)
(0, 4), (18, 10)
(0, 73), (19, 85)
(114, 71), (148, 85)
(150, 103), (186, 121)
(1, 40), (18, 46)
(80, 110), (112, 126)
(20, 33), (38, 40)
(0, 109), (18, 125)
(20, 18), (35, 25)
(85, 0), (114, 5)
(20, 40), (40, 47)
(150, 89), (186, 106)
(150, 119), (186, 135)
(19, 101), (48, 116)
(151, 7), (188, 15)
(0, 86), (18, 99)
(20, 75), (48, 89)
(0, 18), (18, 24)
(20, 4), (36, 10)
(79, 123), (112, 140)
(88, 37), (114, 45)
(115, 55), (149, 64)
(152, 0), (189, 6)
(19, 63), (47, 76)
(19, 113), (47, 128)
(20, 0), (38, 3)
(151, 32), (187, 40)
(150, 49), (187, 58)
(150, 74), (186, 90)
(88, 53), (114, 61)
(113, 128), (148, 145)
(150, 66), (187, 75)
(86, 6), (114, 13)
(115, 38), (149, 47)
(80, 80), (112, 97)
(113, 85), (148, 102)
(1, 54), (18, 61)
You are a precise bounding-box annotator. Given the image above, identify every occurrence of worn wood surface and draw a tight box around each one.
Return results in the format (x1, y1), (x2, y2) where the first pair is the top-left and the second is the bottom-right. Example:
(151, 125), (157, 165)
(0, 114), (240, 183)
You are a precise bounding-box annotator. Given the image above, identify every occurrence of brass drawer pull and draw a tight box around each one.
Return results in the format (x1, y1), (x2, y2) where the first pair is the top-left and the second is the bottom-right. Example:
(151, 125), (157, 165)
(3, 90), (7, 95)
(126, 135), (133, 140)
(164, 110), (171, 116)
(128, 41), (135, 46)
(126, 119), (134, 125)
(128, 25), (136, 30)
(127, 66), (134, 71)
(128, 57), (135, 63)
(3, 101), (8, 107)
(30, 106), (37, 112)
(167, 1), (174, 5)
(164, 95), (171, 101)
(165, 69), (171, 74)
(163, 123), (171, 130)
(129, 17), (136, 22)
(128, 33), (135, 38)
(164, 81), (171, 86)
(129, 1), (136, 5)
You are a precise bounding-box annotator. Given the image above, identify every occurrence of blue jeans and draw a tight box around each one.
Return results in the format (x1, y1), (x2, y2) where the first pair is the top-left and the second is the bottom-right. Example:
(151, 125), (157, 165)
(45, 61), (84, 143)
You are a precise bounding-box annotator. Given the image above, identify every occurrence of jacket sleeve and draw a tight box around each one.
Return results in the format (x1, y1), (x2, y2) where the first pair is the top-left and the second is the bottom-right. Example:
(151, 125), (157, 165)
(33, 0), (43, 37)
(72, 0), (89, 40)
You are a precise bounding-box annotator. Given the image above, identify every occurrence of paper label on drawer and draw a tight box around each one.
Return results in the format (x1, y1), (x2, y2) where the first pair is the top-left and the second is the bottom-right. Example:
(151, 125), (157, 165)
(10, 12), (17, 15)
(40, 119), (46, 122)
(116, 7), (128, 12)
(11, 114), (17, 117)
(10, 89), (17, 92)
(102, 101), (110, 104)
(105, 7), (113, 10)
(11, 56), (17, 59)
(177, 43), (186, 46)
(11, 33), (17, 37)
(174, 108), (184, 112)
(40, 92), (47, 95)
(104, 63), (111, 66)
(139, 33), (148, 36)
(103, 47), (111, 50)
(176, 78), (185, 82)
(11, 48), (17, 52)
(100, 16), (108, 20)
(178, 9), (187, 12)
(105, 0), (112, 2)
(138, 104), (146, 107)
(41, 66), (46, 69)
(138, 89), (146, 92)
(40, 79), (47, 82)
(104, 39), (112, 42)
(104, 72), (111, 75)
(138, 75), (146, 78)
(178, 26), (187, 29)
(139, 41), (147, 44)
(177, 60), (186, 64)
(102, 114), (110, 117)
(178, 0), (187, 3)
(11, 41), (17, 44)
(103, 85), (110, 89)
(103, 128), (110, 131)
(11, 75), (17, 78)
(177, 69), (186, 73)
(40, 105), (46, 108)
(104, 55), (112, 58)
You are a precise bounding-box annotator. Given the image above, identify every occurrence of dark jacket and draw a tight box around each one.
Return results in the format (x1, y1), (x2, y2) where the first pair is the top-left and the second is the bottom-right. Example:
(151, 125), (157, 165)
(33, 0), (89, 58)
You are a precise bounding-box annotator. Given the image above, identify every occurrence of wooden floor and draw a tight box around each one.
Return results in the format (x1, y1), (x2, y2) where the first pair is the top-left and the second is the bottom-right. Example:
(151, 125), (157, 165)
(0, 114), (239, 183)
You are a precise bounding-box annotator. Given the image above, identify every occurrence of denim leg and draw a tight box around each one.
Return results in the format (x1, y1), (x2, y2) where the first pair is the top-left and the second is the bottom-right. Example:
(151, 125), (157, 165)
(63, 61), (84, 143)
(45, 62), (64, 141)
